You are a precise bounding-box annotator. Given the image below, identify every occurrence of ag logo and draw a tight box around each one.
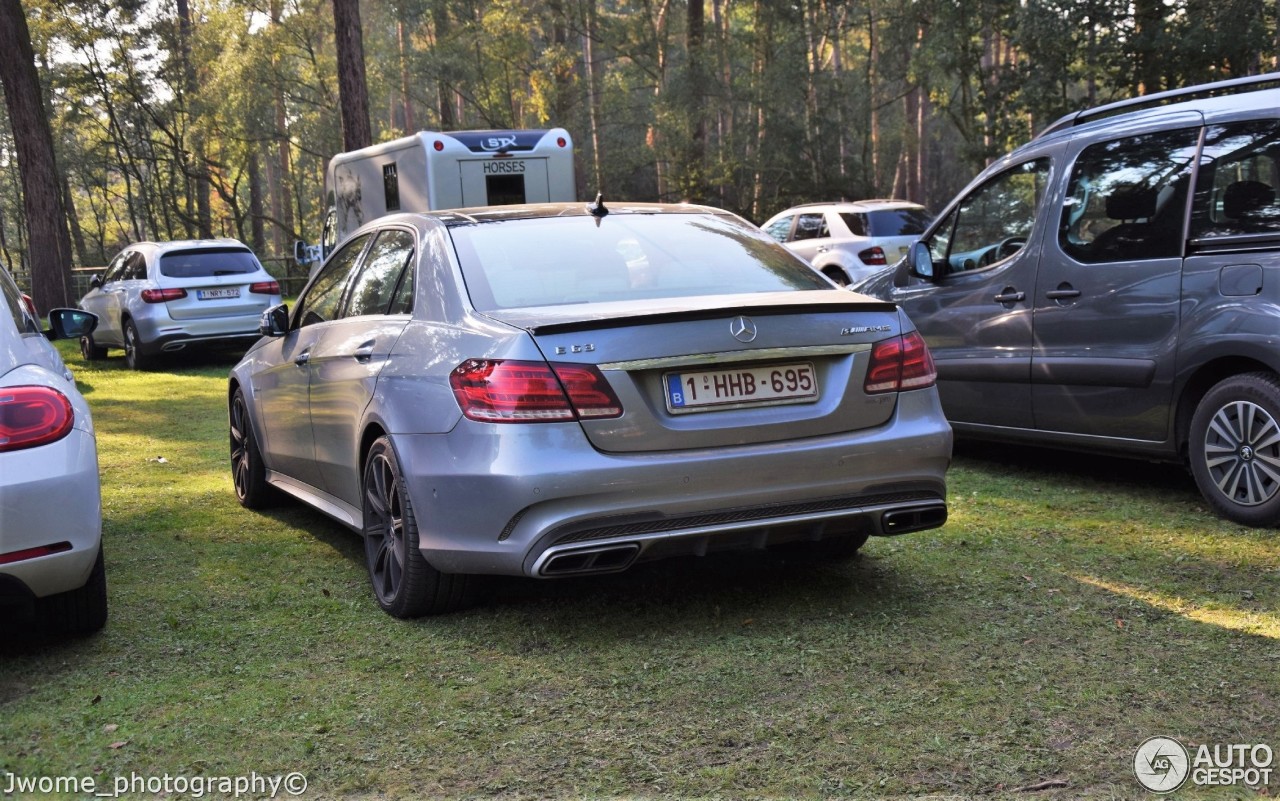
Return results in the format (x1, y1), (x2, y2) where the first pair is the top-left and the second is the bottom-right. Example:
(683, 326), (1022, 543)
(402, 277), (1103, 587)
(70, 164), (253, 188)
(1134, 736), (1190, 793)
(729, 315), (757, 343)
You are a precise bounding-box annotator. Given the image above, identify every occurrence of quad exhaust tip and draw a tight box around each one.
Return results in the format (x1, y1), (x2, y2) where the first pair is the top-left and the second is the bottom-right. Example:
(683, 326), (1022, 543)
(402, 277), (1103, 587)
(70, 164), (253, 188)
(541, 543), (640, 576)
(880, 504), (948, 536)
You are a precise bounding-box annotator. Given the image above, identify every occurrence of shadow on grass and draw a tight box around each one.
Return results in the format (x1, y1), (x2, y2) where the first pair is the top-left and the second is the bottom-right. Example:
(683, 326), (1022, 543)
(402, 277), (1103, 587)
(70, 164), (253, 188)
(954, 439), (1196, 499)
(268, 491), (927, 642)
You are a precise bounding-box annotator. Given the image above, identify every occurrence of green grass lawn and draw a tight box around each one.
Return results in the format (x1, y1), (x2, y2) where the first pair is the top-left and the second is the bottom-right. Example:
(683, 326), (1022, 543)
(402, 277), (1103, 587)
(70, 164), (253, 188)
(2, 344), (1277, 799)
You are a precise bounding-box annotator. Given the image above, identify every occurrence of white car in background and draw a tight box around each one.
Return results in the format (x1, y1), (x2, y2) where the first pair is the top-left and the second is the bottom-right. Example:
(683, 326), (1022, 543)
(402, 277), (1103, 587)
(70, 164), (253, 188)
(0, 267), (106, 634)
(762, 200), (933, 286)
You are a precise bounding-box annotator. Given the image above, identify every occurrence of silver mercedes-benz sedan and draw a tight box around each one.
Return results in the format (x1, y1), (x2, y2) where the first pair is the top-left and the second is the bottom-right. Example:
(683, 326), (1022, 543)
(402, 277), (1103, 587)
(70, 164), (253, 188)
(228, 202), (952, 618)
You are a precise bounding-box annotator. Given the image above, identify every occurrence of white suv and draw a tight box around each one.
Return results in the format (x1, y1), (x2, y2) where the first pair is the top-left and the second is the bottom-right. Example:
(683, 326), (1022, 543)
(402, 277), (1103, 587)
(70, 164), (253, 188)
(762, 200), (932, 286)
(79, 239), (281, 370)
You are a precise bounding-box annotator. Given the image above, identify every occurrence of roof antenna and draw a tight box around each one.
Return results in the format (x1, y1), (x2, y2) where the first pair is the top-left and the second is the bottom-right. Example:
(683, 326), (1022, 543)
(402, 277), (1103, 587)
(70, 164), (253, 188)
(588, 192), (609, 219)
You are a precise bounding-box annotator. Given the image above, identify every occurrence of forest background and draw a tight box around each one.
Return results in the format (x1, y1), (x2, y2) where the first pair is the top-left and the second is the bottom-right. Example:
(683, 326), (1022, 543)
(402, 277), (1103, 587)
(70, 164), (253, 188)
(1, 0), (1279, 294)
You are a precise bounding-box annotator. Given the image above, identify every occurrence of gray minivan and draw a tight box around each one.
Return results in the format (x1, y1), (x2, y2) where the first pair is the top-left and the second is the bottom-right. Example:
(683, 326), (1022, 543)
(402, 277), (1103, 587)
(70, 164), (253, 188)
(857, 73), (1280, 526)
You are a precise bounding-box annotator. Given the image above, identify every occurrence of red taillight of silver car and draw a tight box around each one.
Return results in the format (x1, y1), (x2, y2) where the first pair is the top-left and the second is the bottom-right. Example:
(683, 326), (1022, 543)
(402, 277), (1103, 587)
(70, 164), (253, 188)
(450, 359), (623, 423)
(250, 281), (281, 295)
(0, 386), (74, 452)
(140, 288), (187, 303)
(864, 331), (937, 394)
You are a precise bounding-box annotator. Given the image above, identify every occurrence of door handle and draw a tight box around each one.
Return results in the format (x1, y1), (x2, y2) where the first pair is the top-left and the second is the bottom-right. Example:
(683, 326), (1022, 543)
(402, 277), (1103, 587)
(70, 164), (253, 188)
(353, 341), (375, 363)
(993, 288), (1025, 303)
(816, 246), (829, 253)
(1046, 288), (1082, 300)
(294, 348), (311, 367)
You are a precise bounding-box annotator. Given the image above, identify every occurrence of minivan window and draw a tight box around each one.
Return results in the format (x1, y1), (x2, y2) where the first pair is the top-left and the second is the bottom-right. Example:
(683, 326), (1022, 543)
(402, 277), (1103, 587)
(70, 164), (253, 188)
(1191, 120), (1280, 240)
(929, 158), (1050, 274)
(1059, 127), (1199, 263)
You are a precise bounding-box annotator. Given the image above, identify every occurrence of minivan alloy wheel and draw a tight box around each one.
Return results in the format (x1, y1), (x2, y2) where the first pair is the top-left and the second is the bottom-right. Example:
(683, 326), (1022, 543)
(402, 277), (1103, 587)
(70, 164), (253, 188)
(1190, 372), (1280, 526)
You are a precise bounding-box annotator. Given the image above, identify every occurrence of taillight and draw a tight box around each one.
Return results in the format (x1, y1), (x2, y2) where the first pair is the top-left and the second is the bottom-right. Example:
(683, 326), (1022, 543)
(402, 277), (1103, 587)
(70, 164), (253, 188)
(20, 293), (37, 320)
(864, 331), (937, 394)
(557, 137), (567, 148)
(858, 246), (887, 266)
(250, 280), (281, 295)
(433, 140), (445, 151)
(141, 287), (187, 303)
(450, 359), (623, 423)
(0, 386), (74, 452)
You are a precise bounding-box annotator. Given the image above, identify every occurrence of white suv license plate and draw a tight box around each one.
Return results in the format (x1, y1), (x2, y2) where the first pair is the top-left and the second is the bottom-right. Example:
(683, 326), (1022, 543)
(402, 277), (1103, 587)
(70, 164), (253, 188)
(197, 287), (240, 300)
(665, 362), (818, 413)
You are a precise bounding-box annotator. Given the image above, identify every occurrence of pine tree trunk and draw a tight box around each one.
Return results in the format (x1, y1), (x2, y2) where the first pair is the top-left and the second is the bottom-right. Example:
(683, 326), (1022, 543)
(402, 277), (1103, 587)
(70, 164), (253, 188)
(0, 0), (74, 312)
(333, 0), (372, 151)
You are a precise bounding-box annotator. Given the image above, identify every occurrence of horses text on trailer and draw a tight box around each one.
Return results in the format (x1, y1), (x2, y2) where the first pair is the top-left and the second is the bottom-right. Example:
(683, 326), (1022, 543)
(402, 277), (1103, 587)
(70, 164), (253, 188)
(296, 128), (576, 265)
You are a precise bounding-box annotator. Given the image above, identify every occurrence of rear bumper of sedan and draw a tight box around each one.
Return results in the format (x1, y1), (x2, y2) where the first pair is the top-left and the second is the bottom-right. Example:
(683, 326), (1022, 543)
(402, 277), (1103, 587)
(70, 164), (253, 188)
(0, 428), (102, 599)
(393, 389), (952, 577)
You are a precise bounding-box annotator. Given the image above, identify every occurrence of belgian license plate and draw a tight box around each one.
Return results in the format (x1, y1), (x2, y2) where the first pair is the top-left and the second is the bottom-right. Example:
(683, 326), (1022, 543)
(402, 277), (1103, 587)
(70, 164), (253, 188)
(665, 362), (818, 412)
(197, 287), (240, 300)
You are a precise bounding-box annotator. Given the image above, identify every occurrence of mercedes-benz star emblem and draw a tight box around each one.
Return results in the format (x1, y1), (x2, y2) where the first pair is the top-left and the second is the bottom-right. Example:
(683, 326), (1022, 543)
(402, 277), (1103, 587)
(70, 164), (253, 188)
(730, 315), (758, 343)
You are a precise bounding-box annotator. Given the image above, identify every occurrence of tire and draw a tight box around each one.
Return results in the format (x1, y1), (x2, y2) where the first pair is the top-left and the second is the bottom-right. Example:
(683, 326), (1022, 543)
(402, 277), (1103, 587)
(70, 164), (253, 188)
(40, 546), (108, 635)
(80, 333), (108, 361)
(230, 389), (275, 509)
(822, 267), (851, 287)
(1189, 372), (1280, 527)
(123, 319), (152, 371)
(362, 436), (473, 618)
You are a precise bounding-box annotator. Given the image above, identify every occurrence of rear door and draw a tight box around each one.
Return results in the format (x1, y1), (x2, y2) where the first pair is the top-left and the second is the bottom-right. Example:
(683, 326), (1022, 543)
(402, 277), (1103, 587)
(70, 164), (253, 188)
(460, 158), (550, 206)
(309, 227), (416, 507)
(784, 212), (832, 264)
(1031, 118), (1201, 440)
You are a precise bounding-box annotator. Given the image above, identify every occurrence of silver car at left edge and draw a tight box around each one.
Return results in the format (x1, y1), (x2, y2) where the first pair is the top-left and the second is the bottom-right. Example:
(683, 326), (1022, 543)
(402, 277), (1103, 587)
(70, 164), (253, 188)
(0, 266), (106, 634)
(228, 202), (953, 618)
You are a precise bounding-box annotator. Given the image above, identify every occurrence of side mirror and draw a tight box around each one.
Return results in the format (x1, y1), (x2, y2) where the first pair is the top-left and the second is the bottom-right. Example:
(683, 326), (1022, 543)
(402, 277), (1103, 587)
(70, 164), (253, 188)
(259, 303), (289, 337)
(89, 275), (102, 289)
(909, 241), (936, 280)
(294, 240), (307, 265)
(45, 308), (98, 341)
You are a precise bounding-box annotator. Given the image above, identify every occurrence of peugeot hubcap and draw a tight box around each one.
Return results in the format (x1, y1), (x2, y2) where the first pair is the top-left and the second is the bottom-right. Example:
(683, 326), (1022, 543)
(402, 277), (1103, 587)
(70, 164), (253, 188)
(1203, 400), (1280, 507)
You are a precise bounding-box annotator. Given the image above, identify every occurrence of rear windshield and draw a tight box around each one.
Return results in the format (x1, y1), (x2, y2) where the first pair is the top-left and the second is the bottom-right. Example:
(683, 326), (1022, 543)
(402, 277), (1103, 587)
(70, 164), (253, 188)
(448, 213), (830, 311)
(158, 248), (261, 278)
(864, 208), (933, 237)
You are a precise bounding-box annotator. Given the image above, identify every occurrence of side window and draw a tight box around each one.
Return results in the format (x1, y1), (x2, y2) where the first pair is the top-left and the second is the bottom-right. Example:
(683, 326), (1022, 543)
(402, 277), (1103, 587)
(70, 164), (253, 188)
(839, 212), (868, 237)
(102, 253), (128, 283)
(763, 216), (793, 243)
(1059, 127), (1199, 263)
(294, 234), (370, 328)
(1190, 120), (1280, 240)
(389, 262), (415, 315)
(124, 251), (148, 280)
(344, 229), (415, 317)
(930, 158), (1051, 274)
(793, 213), (828, 241)
(0, 274), (36, 335)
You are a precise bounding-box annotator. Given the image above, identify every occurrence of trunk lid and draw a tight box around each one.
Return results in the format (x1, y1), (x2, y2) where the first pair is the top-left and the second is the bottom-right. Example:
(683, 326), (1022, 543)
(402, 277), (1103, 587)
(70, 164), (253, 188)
(482, 290), (906, 453)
